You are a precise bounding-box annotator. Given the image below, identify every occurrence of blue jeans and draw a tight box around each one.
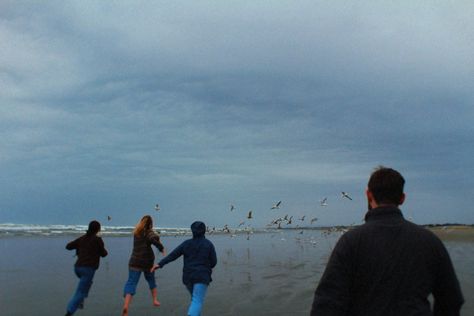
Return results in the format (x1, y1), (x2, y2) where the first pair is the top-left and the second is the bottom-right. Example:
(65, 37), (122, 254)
(185, 283), (208, 316)
(67, 266), (96, 314)
(123, 269), (157, 296)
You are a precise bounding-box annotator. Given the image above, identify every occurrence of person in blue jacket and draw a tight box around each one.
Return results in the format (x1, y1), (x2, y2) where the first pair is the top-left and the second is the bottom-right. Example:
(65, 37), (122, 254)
(151, 221), (217, 316)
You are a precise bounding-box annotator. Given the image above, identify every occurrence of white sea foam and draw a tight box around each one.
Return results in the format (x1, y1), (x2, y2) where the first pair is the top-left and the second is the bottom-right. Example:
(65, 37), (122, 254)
(0, 223), (191, 237)
(0, 223), (318, 237)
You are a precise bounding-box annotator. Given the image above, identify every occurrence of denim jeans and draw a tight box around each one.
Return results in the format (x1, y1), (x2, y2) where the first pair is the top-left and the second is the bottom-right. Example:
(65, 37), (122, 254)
(123, 269), (157, 296)
(186, 283), (208, 316)
(66, 266), (96, 314)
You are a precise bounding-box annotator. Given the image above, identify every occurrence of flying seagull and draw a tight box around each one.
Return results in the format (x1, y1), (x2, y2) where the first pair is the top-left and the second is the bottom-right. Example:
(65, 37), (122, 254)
(230, 204), (235, 212)
(107, 216), (112, 221)
(320, 197), (328, 206)
(271, 201), (282, 210)
(310, 217), (318, 224)
(155, 204), (160, 211)
(341, 192), (353, 200)
(247, 210), (253, 219)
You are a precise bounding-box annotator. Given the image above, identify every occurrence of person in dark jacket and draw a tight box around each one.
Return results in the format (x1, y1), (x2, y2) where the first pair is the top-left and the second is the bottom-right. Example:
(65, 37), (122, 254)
(310, 167), (464, 316)
(152, 221), (217, 316)
(65, 220), (108, 316)
(122, 215), (166, 316)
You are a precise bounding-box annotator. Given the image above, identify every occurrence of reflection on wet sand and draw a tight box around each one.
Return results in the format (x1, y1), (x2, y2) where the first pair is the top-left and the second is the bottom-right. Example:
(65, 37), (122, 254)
(1, 228), (472, 315)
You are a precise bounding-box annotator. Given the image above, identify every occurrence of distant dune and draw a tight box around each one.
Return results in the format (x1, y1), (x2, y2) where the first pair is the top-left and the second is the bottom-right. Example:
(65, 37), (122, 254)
(426, 225), (474, 242)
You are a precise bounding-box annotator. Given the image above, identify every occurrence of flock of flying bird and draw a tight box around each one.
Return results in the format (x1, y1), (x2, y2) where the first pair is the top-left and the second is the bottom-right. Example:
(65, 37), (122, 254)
(224, 191), (353, 233)
(106, 192), (354, 240)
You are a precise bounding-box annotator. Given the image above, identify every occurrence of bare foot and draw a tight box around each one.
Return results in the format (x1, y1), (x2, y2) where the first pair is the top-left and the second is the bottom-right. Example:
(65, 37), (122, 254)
(122, 308), (128, 316)
(153, 300), (161, 307)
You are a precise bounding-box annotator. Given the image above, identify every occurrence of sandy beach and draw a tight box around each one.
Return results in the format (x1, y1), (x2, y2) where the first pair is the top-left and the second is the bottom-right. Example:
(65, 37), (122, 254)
(428, 225), (474, 242)
(1, 227), (472, 315)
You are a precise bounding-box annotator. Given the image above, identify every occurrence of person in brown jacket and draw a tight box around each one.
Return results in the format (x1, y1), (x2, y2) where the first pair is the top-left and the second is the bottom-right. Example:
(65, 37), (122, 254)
(121, 215), (166, 316)
(65, 220), (108, 316)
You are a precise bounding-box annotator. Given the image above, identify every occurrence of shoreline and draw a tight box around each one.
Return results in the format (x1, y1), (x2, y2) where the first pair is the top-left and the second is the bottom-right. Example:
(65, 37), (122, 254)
(2, 223), (474, 241)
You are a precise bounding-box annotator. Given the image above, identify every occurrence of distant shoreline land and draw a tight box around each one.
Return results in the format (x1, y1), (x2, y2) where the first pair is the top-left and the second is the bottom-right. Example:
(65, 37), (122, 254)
(424, 224), (474, 242)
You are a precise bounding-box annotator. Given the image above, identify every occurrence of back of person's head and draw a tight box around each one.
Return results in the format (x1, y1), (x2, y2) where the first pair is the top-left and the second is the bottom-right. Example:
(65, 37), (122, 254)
(134, 215), (153, 237)
(368, 166), (405, 205)
(191, 221), (206, 238)
(87, 220), (101, 236)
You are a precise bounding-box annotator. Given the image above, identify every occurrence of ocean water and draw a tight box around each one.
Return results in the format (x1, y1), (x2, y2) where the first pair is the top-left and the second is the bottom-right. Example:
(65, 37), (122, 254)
(0, 227), (472, 315)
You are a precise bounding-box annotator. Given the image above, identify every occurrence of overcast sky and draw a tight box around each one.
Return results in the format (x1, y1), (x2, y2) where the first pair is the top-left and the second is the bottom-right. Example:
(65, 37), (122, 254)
(1, 1), (473, 228)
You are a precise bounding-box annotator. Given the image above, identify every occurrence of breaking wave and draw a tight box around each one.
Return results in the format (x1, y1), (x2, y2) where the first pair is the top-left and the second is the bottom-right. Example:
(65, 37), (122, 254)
(0, 223), (191, 237)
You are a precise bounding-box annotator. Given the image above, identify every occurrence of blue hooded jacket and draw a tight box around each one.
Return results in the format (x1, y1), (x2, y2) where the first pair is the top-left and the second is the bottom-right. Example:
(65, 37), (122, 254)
(158, 221), (217, 285)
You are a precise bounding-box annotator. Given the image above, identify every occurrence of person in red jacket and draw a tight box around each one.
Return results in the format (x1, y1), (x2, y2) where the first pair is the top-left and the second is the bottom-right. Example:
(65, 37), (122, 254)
(65, 220), (108, 316)
(311, 166), (464, 316)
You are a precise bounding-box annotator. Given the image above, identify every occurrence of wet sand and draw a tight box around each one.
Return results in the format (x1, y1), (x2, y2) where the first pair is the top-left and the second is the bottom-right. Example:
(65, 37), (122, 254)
(1, 228), (472, 315)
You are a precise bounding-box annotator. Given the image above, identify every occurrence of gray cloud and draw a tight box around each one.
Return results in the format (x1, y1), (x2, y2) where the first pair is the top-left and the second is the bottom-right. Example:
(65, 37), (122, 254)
(1, 1), (473, 226)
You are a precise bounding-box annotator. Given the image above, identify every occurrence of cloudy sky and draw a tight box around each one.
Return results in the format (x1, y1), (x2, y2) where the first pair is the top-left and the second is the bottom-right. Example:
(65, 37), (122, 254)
(1, 1), (473, 228)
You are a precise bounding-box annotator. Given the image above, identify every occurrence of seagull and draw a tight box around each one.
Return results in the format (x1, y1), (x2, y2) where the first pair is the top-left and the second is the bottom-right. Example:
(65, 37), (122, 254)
(310, 217), (318, 224)
(299, 215), (306, 222)
(222, 225), (230, 233)
(107, 216), (112, 221)
(271, 201), (282, 210)
(283, 214), (288, 221)
(230, 204), (235, 212)
(287, 216), (293, 225)
(320, 197), (328, 206)
(247, 210), (253, 219)
(341, 192), (353, 200)
(238, 221), (245, 227)
(271, 217), (283, 225)
(155, 204), (160, 211)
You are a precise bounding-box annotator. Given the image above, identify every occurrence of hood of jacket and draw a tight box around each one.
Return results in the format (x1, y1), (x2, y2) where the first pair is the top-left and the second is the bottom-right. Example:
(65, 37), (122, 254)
(191, 221), (206, 238)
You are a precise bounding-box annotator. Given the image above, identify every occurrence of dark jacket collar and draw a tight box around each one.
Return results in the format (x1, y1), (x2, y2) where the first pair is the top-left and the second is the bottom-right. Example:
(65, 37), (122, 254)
(364, 205), (404, 222)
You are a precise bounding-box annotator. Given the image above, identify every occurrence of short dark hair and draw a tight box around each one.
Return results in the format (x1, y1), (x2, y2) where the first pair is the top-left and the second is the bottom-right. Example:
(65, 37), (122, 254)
(87, 220), (101, 235)
(368, 166), (405, 205)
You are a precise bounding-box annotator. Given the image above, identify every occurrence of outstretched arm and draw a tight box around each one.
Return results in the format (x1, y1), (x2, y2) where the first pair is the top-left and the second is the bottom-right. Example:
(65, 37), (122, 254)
(157, 243), (184, 268)
(147, 231), (165, 253)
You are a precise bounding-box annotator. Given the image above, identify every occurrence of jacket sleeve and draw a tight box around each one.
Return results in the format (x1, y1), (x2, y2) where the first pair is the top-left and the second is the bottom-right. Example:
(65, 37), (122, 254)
(98, 237), (108, 257)
(158, 242), (184, 268)
(209, 243), (217, 268)
(432, 240), (464, 316)
(147, 231), (165, 253)
(66, 237), (80, 250)
(310, 234), (353, 316)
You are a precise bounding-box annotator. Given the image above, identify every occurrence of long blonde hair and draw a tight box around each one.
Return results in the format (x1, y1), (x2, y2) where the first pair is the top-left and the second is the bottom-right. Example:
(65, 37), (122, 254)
(133, 215), (153, 237)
